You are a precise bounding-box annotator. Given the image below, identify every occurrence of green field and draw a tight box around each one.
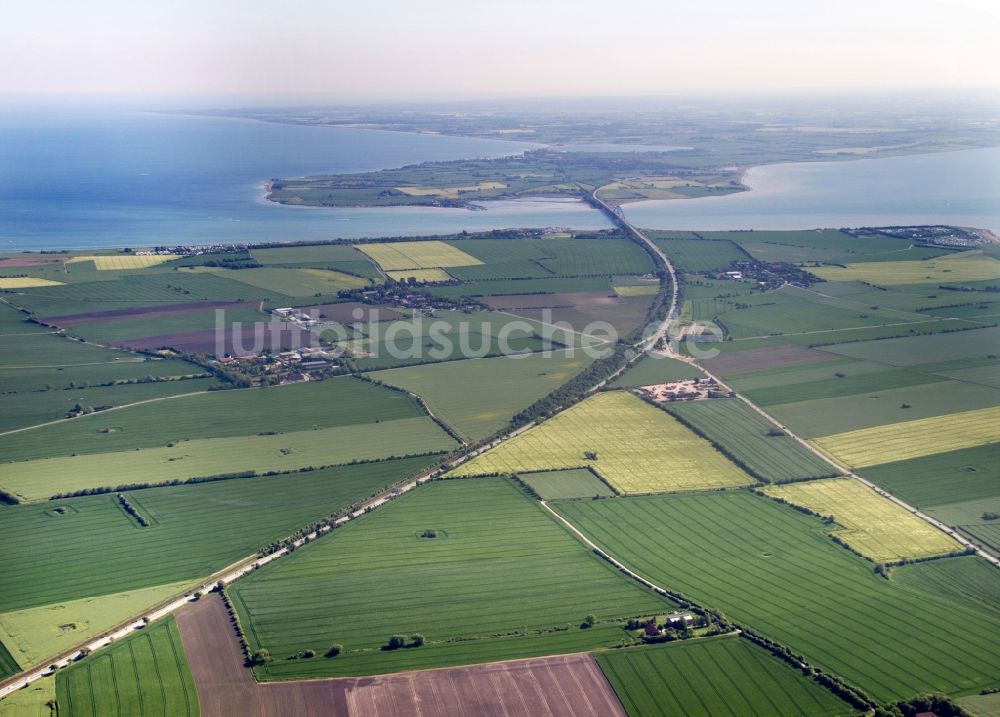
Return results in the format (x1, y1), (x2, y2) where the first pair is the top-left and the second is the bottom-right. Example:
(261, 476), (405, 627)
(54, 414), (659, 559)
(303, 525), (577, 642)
(449, 391), (754, 494)
(738, 366), (941, 407)
(822, 326), (1000, 366)
(859, 444), (1000, 511)
(770, 380), (1000, 438)
(555, 492), (1000, 701)
(809, 251), (1000, 285)
(55, 617), (199, 717)
(0, 377), (218, 434)
(0, 376), (422, 463)
(426, 275), (614, 301)
(668, 399), (836, 482)
(763, 478), (961, 563)
(0, 456), (439, 613)
(369, 350), (593, 441)
(0, 581), (193, 670)
(519, 469), (615, 499)
(608, 353), (702, 388)
(812, 405), (1000, 468)
(0, 675), (53, 717)
(57, 304), (265, 344)
(598, 635), (853, 717)
(0, 357), (206, 395)
(710, 285), (924, 340)
(228, 478), (665, 679)
(649, 234), (749, 272)
(1, 416), (453, 501)
(0, 640), (17, 682)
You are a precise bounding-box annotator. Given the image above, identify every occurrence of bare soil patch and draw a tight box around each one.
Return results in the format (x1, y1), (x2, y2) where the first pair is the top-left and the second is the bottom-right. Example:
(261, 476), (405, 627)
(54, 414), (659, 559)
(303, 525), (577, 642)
(296, 302), (404, 323)
(176, 595), (625, 717)
(115, 325), (313, 355)
(43, 301), (254, 325)
(700, 345), (836, 376)
(0, 256), (66, 267)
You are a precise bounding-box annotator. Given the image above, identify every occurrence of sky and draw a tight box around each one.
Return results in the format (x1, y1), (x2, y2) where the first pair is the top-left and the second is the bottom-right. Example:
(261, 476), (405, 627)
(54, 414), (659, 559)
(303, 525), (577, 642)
(2, 0), (998, 100)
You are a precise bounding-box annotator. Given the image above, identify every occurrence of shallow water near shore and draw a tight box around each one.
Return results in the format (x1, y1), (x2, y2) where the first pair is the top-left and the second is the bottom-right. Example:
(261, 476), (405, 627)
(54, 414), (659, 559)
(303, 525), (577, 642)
(623, 146), (1000, 233)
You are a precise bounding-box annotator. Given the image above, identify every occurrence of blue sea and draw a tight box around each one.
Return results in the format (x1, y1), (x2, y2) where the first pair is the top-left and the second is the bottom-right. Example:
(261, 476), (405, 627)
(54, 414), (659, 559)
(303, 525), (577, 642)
(1, 107), (998, 250)
(0, 108), (609, 250)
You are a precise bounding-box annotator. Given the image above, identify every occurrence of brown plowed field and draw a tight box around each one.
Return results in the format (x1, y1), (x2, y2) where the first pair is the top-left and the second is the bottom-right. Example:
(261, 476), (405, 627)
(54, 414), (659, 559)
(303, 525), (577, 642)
(175, 596), (626, 717)
(297, 302), (404, 323)
(115, 325), (313, 355)
(699, 344), (837, 376)
(43, 301), (254, 325)
(0, 256), (66, 267)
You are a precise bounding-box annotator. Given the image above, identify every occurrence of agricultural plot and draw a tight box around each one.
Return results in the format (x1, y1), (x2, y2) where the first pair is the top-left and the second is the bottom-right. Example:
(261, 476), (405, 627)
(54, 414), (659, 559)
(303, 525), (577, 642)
(491, 291), (655, 338)
(211, 266), (370, 297)
(811, 405), (1000, 468)
(57, 304), (266, 344)
(0, 332), (139, 370)
(0, 456), (439, 614)
(0, 641), (16, 682)
(859, 444), (1000, 512)
(446, 235), (654, 278)
(385, 268), (452, 282)
(519, 469), (615, 499)
(228, 478), (664, 680)
(369, 349), (593, 441)
(67, 254), (182, 270)
(0, 377), (218, 434)
(608, 354), (702, 388)
(1, 415), (453, 501)
(769, 380), (1000, 438)
(0, 580), (193, 669)
(0, 675), (53, 717)
(0, 357), (204, 396)
(698, 344), (836, 376)
(668, 399), (836, 482)
(249, 244), (370, 264)
(702, 229), (910, 264)
(809, 251), (1000, 285)
(55, 617), (199, 717)
(598, 635), (853, 717)
(357, 240), (483, 270)
(0, 277), (64, 288)
(177, 594), (626, 717)
(449, 391), (754, 494)
(648, 234), (749, 273)
(763, 478), (960, 563)
(822, 326), (1000, 366)
(711, 286), (923, 339)
(0, 376), (421, 463)
(555, 492), (1000, 701)
(428, 275), (614, 301)
(738, 366), (940, 407)
(612, 283), (658, 297)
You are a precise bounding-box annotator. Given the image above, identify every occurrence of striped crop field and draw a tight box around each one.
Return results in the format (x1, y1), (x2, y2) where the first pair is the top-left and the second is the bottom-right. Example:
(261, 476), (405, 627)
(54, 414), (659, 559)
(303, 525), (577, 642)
(555, 491), (1000, 701)
(598, 636), (853, 717)
(0, 416), (455, 502)
(763, 478), (961, 563)
(448, 391), (754, 494)
(812, 405), (1000, 468)
(668, 398), (836, 482)
(357, 240), (483, 270)
(55, 617), (198, 717)
(66, 254), (182, 270)
(228, 478), (664, 680)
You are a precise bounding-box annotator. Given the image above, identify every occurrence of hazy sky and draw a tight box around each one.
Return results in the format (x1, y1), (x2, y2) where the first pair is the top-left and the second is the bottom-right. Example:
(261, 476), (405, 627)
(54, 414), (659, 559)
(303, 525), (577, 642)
(2, 0), (997, 99)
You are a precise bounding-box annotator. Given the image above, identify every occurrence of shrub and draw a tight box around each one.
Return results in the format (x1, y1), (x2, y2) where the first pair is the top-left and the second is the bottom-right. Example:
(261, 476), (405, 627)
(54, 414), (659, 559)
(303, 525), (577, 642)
(325, 644), (342, 658)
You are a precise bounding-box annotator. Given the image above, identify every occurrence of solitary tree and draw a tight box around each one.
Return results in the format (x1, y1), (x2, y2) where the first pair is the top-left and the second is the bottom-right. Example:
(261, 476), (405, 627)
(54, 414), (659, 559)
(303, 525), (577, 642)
(581, 614), (597, 629)
(250, 649), (271, 665)
(325, 644), (343, 658)
(387, 634), (406, 650)
(410, 633), (425, 647)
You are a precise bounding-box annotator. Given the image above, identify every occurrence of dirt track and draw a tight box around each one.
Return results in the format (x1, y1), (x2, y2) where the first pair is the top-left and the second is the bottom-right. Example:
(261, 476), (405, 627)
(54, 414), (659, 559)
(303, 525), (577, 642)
(175, 596), (626, 717)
